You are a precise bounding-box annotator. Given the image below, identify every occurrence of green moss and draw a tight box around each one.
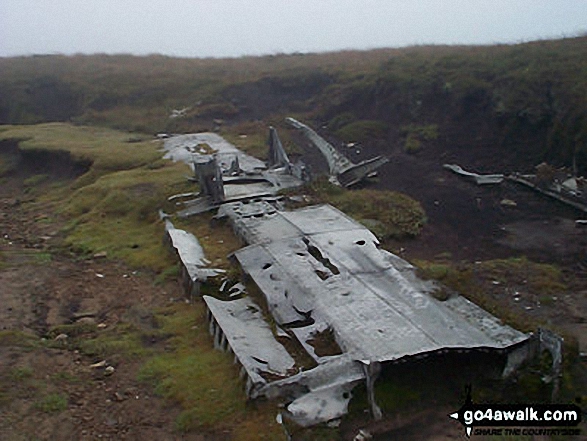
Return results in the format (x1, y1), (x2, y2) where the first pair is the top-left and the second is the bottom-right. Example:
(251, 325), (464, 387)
(0, 330), (39, 348)
(77, 323), (150, 359)
(401, 124), (439, 153)
(335, 120), (388, 143)
(139, 303), (246, 430)
(284, 179), (426, 239)
(9, 367), (34, 382)
(35, 393), (68, 413)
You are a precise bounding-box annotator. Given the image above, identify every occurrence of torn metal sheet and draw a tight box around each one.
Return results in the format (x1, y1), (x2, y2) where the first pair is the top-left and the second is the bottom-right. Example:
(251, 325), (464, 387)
(285, 382), (356, 427)
(163, 132), (266, 173)
(203, 295), (296, 398)
(226, 202), (529, 363)
(268, 126), (292, 170)
(443, 164), (505, 185)
(286, 117), (389, 187)
(164, 220), (224, 296)
(164, 132), (304, 214)
(165, 220), (222, 282)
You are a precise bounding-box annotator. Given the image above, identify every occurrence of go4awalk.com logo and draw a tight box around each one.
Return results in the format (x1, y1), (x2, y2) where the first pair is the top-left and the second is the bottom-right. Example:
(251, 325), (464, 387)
(449, 386), (582, 437)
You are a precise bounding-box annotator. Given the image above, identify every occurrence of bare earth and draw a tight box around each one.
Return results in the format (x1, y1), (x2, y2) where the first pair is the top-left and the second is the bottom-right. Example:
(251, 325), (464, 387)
(0, 177), (205, 441)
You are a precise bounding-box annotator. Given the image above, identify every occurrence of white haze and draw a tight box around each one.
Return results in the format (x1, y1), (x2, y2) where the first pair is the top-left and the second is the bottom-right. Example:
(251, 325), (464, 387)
(1, 0), (586, 58)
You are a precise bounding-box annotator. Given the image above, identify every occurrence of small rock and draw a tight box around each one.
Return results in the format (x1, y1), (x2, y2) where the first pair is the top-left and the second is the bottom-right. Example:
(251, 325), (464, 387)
(113, 392), (125, 402)
(354, 429), (372, 441)
(75, 317), (96, 325)
(72, 311), (97, 319)
(500, 199), (518, 207)
(93, 251), (108, 259)
(97, 323), (108, 329)
(104, 366), (115, 376)
(95, 273), (105, 278)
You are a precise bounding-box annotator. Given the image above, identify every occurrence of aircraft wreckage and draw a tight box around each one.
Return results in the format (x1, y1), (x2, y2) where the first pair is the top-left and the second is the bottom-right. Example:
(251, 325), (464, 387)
(161, 119), (562, 427)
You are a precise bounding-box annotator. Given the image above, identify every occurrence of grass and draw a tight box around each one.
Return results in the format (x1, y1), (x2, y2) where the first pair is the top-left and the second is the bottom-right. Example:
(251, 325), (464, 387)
(0, 123), (285, 437)
(476, 256), (566, 295)
(23, 173), (50, 187)
(9, 366), (34, 382)
(138, 303), (245, 429)
(77, 324), (150, 359)
(335, 120), (388, 143)
(34, 393), (68, 413)
(138, 303), (285, 439)
(2, 37), (587, 171)
(0, 124), (163, 176)
(287, 177), (426, 239)
(401, 124), (439, 153)
(0, 123), (194, 271)
(0, 330), (40, 348)
(221, 118), (302, 160)
(414, 256), (567, 333)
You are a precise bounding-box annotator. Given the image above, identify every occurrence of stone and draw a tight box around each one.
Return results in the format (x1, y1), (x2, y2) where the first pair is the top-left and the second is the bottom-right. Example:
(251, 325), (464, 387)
(500, 199), (518, 207)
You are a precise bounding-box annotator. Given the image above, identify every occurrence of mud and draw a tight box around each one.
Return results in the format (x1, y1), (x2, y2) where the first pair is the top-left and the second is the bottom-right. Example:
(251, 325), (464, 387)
(0, 169), (205, 440)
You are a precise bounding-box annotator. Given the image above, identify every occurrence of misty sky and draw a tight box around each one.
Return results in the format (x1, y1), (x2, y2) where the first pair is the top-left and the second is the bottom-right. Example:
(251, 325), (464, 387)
(1, 0), (586, 58)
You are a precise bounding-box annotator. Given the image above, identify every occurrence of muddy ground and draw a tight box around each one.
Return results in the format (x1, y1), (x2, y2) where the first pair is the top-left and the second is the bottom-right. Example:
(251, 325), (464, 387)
(0, 174), (208, 440)
(2, 136), (587, 440)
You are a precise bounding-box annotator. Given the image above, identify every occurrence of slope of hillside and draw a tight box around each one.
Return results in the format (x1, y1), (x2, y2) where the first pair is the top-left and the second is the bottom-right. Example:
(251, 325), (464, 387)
(1, 36), (586, 173)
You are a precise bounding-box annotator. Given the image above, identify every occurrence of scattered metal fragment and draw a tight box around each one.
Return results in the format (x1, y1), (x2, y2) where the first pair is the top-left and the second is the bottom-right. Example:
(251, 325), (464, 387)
(203, 296), (295, 399)
(286, 117), (389, 187)
(443, 164), (505, 185)
(164, 219), (224, 296)
(164, 131), (305, 217)
(90, 360), (107, 368)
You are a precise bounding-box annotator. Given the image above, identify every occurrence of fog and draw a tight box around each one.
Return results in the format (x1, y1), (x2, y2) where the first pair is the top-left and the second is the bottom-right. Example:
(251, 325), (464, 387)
(1, 0), (586, 58)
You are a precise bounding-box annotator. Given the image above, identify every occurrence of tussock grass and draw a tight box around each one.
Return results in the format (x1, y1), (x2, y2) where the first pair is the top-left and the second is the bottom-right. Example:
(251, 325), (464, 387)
(34, 393), (68, 413)
(335, 120), (388, 143)
(0, 123), (163, 177)
(0, 124), (193, 271)
(415, 256), (567, 332)
(401, 124), (439, 153)
(139, 303), (284, 438)
(289, 178), (426, 239)
(139, 303), (245, 430)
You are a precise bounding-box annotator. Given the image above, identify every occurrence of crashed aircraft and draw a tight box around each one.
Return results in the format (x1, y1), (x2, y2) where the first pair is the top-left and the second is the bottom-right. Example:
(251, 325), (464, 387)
(163, 128), (307, 216)
(161, 126), (559, 428)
